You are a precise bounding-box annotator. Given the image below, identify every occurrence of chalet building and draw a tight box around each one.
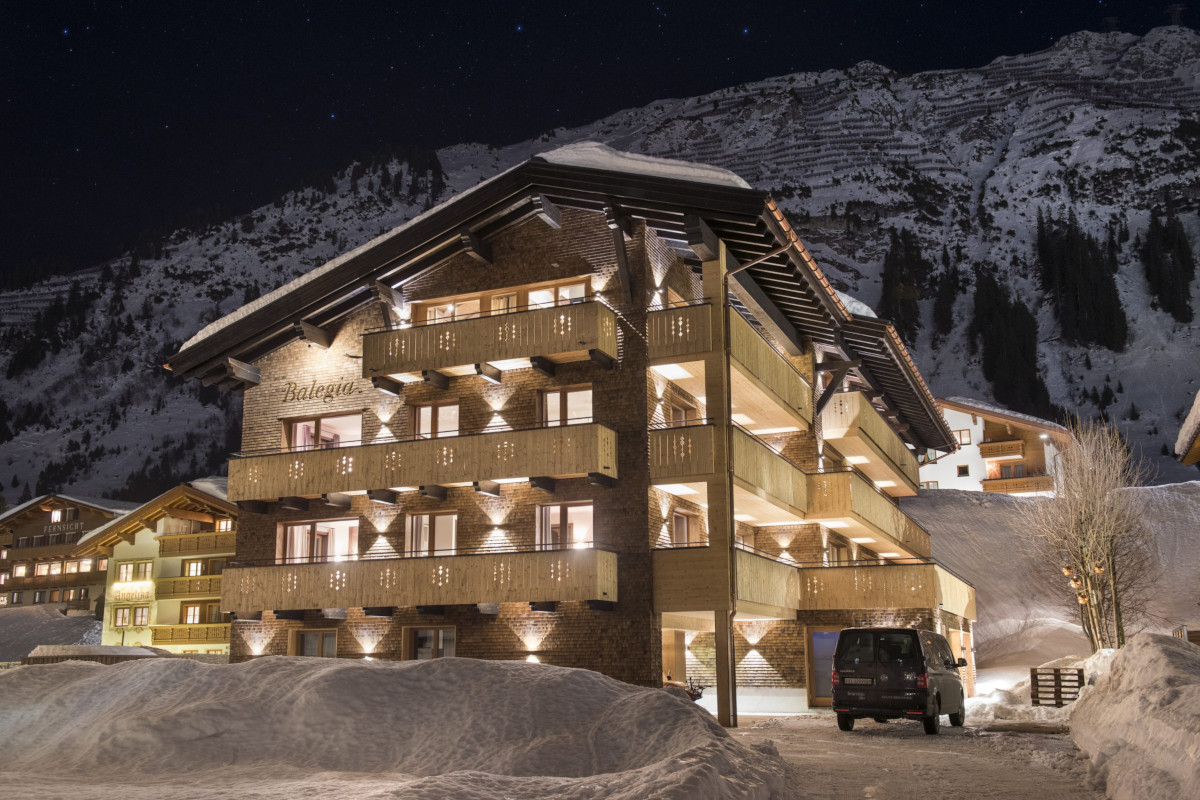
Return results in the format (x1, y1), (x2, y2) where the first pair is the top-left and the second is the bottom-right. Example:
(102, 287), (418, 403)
(164, 143), (975, 723)
(0, 494), (138, 611)
(73, 479), (238, 654)
(918, 397), (1068, 496)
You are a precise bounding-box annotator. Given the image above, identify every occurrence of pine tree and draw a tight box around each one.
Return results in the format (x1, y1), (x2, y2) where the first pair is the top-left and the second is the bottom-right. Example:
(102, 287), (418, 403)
(1140, 207), (1195, 323)
(878, 227), (929, 346)
(1035, 208), (1128, 350)
(968, 269), (1055, 418)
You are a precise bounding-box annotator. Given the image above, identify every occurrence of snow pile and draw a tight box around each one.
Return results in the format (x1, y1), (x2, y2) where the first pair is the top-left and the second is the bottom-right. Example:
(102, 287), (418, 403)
(1070, 634), (1200, 800)
(0, 656), (788, 799)
(967, 649), (1115, 726)
(833, 289), (877, 318)
(0, 604), (102, 662)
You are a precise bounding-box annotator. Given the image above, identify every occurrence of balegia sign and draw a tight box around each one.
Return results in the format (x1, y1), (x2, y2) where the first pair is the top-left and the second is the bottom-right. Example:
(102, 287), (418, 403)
(282, 378), (365, 404)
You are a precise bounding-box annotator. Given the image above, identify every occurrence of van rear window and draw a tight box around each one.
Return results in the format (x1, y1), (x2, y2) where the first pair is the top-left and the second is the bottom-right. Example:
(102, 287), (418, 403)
(834, 630), (920, 666)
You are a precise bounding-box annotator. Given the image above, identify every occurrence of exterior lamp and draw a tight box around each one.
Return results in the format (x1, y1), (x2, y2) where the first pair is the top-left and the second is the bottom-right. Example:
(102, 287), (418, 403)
(1077, 593), (1089, 605)
(1093, 563), (1105, 575)
(1061, 565), (1072, 576)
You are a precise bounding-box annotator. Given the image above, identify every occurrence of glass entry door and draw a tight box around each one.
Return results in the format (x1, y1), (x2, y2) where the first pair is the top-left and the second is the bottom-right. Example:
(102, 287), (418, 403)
(806, 626), (843, 708)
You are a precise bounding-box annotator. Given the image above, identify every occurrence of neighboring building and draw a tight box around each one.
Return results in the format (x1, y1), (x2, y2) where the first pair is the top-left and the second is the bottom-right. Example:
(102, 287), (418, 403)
(919, 397), (1068, 496)
(164, 142), (975, 724)
(0, 494), (138, 611)
(74, 479), (238, 654)
(1177, 388), (1200, 466)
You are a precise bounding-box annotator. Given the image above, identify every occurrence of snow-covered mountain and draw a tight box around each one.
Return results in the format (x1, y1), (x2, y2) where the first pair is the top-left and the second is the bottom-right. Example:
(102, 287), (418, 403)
(2, 26), (1199, 500)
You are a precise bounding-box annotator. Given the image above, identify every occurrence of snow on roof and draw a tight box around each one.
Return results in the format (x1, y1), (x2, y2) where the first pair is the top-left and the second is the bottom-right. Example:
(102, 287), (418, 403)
(186, 475), (229, 500)
(0, 493), (137, 526)
(0, 605), (101, 662)
(536, 141), (753, 189)
(1174, 388), (1200, 463)
(834, 289), (877, 318)
(75, 479), (233, 548)
(941, 396), (1067, 432)
(25, 645), (161, 658)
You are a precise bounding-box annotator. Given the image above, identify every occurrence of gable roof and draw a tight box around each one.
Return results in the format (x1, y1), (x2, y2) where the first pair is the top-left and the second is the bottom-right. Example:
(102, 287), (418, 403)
(166, 143), (955, 451)
(74, 483), (238, 555)
(0, 494), (138, 529)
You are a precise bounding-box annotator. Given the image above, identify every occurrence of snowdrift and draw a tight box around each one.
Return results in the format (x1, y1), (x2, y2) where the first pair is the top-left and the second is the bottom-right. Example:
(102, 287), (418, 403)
(1070, 634), (1200, 800)
(0, 603), (101, 662)
(967, 649), (1115, 726)
(0, 656), (788, 799)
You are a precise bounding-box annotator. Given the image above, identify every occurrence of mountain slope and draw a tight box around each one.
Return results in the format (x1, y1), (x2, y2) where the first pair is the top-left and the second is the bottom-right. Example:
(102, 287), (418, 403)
(1, 26), (1198, 499)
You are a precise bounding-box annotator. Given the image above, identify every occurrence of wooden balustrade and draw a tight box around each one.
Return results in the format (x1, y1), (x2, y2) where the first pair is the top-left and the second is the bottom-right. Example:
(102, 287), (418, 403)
(978, 440), (1025, 459)
(729, 313), (813, 424)
(222, 549), (618, 612)
(820, 392), (919, 495)
(156, 575), (222, 600)
(796, 563), (975, 619)
(806, 471), (931, 557)
(647, 304), (711, 359)
(228, 423), (618, 501)
(363, 301), (618, 377)
(981, 474), (1055, 494)
(731, 428), (808, 515)
(649, 425), (715, 480)
(7, 571), (105, 590)
(158, 531), (237, 557)
(151, 623), (231, 645)
(736, 549), (801, 614)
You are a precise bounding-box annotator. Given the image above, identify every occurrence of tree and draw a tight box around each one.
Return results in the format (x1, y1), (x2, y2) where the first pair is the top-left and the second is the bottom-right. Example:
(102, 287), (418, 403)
(1019, 418), (1155, 652)
(878, 227), (930, 346)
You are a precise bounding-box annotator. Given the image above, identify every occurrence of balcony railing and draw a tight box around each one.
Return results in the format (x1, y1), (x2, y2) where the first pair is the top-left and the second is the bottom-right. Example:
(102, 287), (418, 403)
(731, 427), (809, 515)
(981, 474), (1055, 494)
(648, 422), (715, 480)
(796, 561), (975, 620)
(7, 571), (104, 590)
(158, 531), (237, 557)
(156, 575), (222, 600)
(978, 440), (1025, 460)
(221, 547), (618, 613)
(806, 470), (931, 558)
(362, 300), (618, 378)
(736, 548), (801, 613)
(647, 301), (711, 359)
(228, 422), (618, 502)
(820, 392), (919, 495)
(151, 623), (231, 645)
(729, 312), (813, 425)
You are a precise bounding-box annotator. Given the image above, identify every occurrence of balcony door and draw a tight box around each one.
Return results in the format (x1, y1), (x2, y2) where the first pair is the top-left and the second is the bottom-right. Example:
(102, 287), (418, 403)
(539, 503), (593, 550)
(281, 519), (358, 563)
(407, 513), (457, 556)
(413, 402), (459, 439)
(543, 387), (592, 427)
(286, 413), (362, 451)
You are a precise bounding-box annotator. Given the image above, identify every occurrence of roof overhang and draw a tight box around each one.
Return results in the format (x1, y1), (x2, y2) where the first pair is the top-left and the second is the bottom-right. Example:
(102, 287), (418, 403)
(73, 484), (238, 555)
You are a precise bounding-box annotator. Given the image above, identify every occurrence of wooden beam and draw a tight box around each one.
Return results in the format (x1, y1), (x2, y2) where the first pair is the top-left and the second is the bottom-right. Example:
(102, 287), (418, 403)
(605, 205), (632, 241)
(685, 214), (720, 261)
(278, 497), (309, 512)
(473, 480), (501, 497)
(422, 369), (451, 390)
(816, 359), (862, 372)
(322, 492), (352, 509)
(419, 484), (448, 501)
(371, 376), (403, 397)
(372, 280), (404, 310)
(459, 230), (493, 265)
(363, 607), (394, 618)
(236, 500), (269, 514)
(417, 605), (447, 615)
(587, 472), (617, 489)
(475, 362), (502, 384)
(226, 357), (261, 386)
(367, 489), (398, 505)
(530, 476), (556, 494)
(530, 356), (556, 377)
(166, 508), (214, 524)
(604, 206), (635, 304)
(533, 194), (562, 229)
(294, 320), (332, 349)
(815, 360), (859, 416)
(272, 610), (306, 621)
(588, 349), (616, 370)
(217, 377), (245, 393)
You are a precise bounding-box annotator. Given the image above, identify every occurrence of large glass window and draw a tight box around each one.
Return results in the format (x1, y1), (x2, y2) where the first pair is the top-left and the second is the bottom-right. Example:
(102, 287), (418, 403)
(411, 628), (455, 660)
(427, 298), (480, 324)
(285, 413), (363, 451)
(529, 281), (587, 309)
(297, 630), (337, 657)
(281, 519), (359, 563)
(184, 559), (204, 577)
(50, 507), (78, 523)
(113, 607), (131, 627)
(539, 503), (593, 550)
(35, 563), (50, 577)
(133, 606), (150, 626)
(543, 387), (592, 426)
(407, 514), (457, 556)
(412, 403), (460, 439)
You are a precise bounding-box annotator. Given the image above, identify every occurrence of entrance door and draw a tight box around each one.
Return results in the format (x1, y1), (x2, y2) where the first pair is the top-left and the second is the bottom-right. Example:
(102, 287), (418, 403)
(948, 628), (976, 697)
(805, 626), (842, 708)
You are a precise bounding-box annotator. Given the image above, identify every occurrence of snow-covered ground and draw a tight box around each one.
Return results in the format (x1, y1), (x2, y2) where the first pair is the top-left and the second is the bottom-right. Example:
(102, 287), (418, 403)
(0, 604), (101, 662)
(0, 656), (789, 799)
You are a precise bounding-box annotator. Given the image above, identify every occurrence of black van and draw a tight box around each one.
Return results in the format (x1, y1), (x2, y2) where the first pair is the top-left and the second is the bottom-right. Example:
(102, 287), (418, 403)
(831, 627), (968, 734)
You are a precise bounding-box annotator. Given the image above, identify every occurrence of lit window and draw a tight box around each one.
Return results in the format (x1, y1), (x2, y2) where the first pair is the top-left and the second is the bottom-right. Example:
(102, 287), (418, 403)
(33, 591), (45, 604)
(204, 602), (224, 624)
(216, 519), (233, 532)
(0, 573), (7, 585)
(134, 561), (152, 580)
(64, 561), (79, 574)
(133, 607), (149, 626)
(97, 558), (108, 571)
(539, 503), (593, 550)
(184, 560), (204, 577)
(113, 607), (131, 627)
(412, 403), (460, 439)
(543, 387), (592, 426)
(407, 514), (457, 557)
(490, 293), (517, 314)
(13, 564), (27, 577)
(280, 519), (359, 564)
(116, 562), (134, 582)
(410, 628), (455, 660)
(48, 562), (63, 576)
(35, 563), (50, 577)
(285, 413), (363, 451)
(48, 589), (61, 602)
(668, 403), (698, 427)
(182, 604), (201, 624)
(295, 630), (337, 657)
(10, 592), (22, 604)
(953, 429), (971, 446)
(78, 559), (93, 572)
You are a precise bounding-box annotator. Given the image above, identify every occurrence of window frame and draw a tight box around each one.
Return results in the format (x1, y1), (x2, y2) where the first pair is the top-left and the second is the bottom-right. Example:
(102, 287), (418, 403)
(279, 519), (360, 564)
(410, 401), (461, 439)
(953, 429), (971, 446)
(538, 502), (594, 550)
(541, 385), (593, 427)
(292, 629), (338, 658)
(133, 606), (150, 626)
(113, 606), (131, 627)
(282, 412), (364, 452)
(406, 512), (458, 557)
(116, 562), (135, 582)
(956, 465), (970, 478)
(405, 626), (456, 660)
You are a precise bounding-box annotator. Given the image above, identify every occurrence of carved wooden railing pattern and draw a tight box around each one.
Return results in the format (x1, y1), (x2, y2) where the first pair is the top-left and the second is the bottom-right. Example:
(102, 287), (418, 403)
(150, 623), (231, 644)
(158, 531), (237, 557)
(821, 392), (919, 486)
(647, 304), (711, 359)
(648, 424), (715, 479)
(156, 575), (222, 599)
(978, 440), (1025, 459)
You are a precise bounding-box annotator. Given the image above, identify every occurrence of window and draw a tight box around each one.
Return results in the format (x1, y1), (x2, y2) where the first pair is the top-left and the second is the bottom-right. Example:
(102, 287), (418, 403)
(78, 558), (93, 572)
(1000, 463), (1027, 479)
(295, 630), (337, 657)
(183, 559), (204, 577)
(182, 603), (202, 624)
(133, 606), (149, 626)
(919, 481), (940, 490)
(10, 592), (22, 604)
(539, 503), (593, 550)
(0, 548), (6, 559)
(280, 519), (359, 563)
(216, 518), (234, 532)
(528, 281), (587, 309)
(668, 403), (698, 427)
(64, 560), (79, 574)
(204, 602), (225, 624)
(48, 590), (61, 602)
(31, 590), (43, 603)
(32, 535), (46, 547)
(113, 607), (131, 627)
(0, 573), (7, 585)
(543, 387), (592, 426)
(116, 562), (135, 582)
(824, 543), (850, 565)
(48, 561), (63, 576)
(490, 293), (517, 314)
(956, 465), (970, 478)
(427, 297), (481, 324)
(15, 537), (30, 548)
(97, 558), (108, 571)
(285, 412), (363, 451)
(671, 512), (701, 546)
(49, 507), (78, 524)
(953, 429), (971, 446)
(134, 560), (153, 579)
(207, 558), (227, 575)
(412, 402), (460, 439)
(13, 564), (27, 577)
(79, 587), (89, 600)
(407, 514), (457, 557)
(410, 628), (455, 660)
(63, 588), (75, 600)
(35, 563), (50, 577)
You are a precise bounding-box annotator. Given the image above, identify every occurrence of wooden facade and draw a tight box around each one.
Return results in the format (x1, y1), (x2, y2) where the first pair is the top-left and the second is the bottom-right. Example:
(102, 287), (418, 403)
(821, 391), (920, 495)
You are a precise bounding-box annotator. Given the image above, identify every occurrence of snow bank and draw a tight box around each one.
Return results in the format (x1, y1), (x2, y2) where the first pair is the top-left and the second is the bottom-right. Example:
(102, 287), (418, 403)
(0, 656), (788, 799)
(967, 649), (1115, 726)
(1070, 634), (1200, 800)
(0, 604), (101, 662)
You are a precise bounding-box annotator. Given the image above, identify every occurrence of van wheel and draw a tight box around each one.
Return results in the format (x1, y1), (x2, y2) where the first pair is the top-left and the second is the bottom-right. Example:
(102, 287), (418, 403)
(837, 713), (855, 731)
(922, 702), (941, 735)
(949, 694), (965, 727)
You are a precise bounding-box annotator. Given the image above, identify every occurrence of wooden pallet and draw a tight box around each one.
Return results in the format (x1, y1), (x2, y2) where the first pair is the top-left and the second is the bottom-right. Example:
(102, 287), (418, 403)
(1030, 667), (1085, 707)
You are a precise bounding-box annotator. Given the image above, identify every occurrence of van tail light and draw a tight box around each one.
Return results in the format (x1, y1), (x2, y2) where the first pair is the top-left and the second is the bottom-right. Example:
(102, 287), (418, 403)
(916, 673), (928, 689)
(831, 669), (841, 687)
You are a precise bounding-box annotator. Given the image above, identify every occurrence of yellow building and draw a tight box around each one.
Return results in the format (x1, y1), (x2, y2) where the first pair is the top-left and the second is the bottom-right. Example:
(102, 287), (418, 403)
(74, 479), (238, 655)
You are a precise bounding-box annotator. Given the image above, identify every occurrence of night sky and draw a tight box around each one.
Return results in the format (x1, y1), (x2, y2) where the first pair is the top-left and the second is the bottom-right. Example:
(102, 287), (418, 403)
(2, 1), (1181, 286)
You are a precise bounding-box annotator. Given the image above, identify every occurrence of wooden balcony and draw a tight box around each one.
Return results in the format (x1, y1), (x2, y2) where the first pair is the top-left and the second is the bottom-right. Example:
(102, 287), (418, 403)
(7, 571), (105, 590)
(649, 424), (715, 481)
(797, 563), (975, 620)
(651, 547), (801, 618)
(228, 423), (618, 502)
(151, 623), (231, 645)
(732, 428), (808, 517)
(735, 549), (801, 617)
(978, 440), (1025, 460)
(647, 304), (711, 359)
(820, 392), (919, 496)
(221, 549), (618, 613)
(806, 471), (931, 558)
(729, 313), (812, 426)
(156, 575), (222, 600)
(981, 474), (1055, 494)
(362, 301), (618, 378)
(158, 531), (237, 557)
